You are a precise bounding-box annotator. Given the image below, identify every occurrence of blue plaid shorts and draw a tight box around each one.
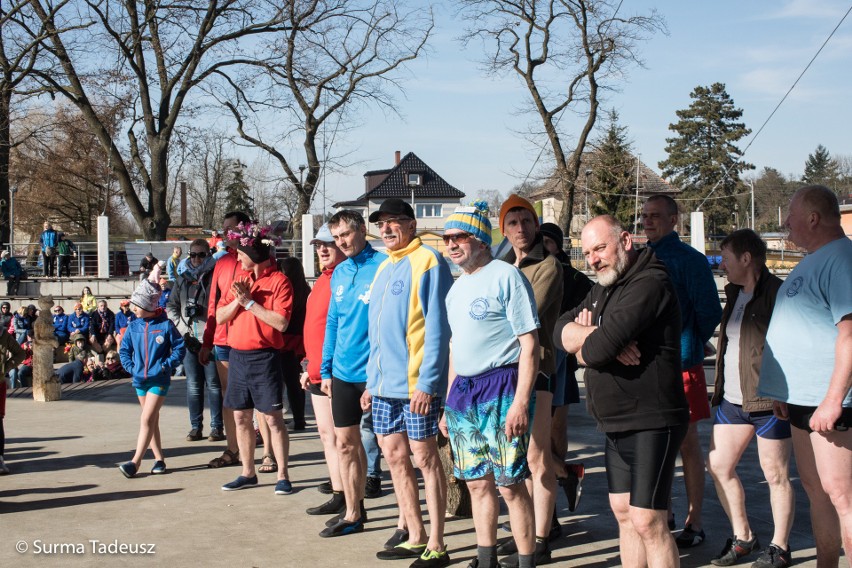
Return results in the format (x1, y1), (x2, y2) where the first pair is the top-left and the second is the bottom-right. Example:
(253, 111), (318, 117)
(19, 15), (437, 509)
(372, 395), (441, 440)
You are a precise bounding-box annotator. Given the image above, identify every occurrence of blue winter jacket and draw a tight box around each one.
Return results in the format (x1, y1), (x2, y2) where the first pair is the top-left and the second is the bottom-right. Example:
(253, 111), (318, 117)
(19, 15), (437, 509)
(53, 314), (70, 341)
(367, 238), (453, 399)
(115, 310), (136, 332)
(119, 310), (185, 389)
(40, 229), (58, 251)
(648, 231), (722, 369)
(321, 243), (387, 383)
(67, 312), (90, 337)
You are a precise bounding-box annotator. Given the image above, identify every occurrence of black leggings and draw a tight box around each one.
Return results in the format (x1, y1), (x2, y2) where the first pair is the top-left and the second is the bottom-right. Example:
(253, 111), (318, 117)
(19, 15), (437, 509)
(281, 351), (305, 428)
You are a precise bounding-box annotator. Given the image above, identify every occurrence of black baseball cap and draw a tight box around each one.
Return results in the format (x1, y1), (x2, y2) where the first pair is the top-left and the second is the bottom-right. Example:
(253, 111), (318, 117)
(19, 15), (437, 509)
(368, 198), (415, 223)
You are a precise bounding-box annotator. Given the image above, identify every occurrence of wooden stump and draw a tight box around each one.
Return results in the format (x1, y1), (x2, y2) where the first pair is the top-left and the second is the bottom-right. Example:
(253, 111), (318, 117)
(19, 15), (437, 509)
(438, 430), (471, 518)
(32, 295), (61, 402)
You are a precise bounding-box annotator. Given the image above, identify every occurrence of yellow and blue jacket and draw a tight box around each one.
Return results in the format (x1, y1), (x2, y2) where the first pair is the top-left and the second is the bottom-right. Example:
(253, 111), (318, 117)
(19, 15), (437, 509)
(367, 238), (452, 399)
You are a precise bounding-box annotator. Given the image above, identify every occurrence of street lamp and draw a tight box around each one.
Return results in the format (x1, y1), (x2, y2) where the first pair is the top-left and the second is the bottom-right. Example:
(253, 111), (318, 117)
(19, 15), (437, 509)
(9, 185), (17, 252)
(584, 169), (592, 222)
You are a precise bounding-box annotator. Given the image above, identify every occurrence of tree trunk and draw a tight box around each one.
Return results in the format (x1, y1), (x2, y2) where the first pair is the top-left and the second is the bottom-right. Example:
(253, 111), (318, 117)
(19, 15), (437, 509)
(0, 87), (11, 247)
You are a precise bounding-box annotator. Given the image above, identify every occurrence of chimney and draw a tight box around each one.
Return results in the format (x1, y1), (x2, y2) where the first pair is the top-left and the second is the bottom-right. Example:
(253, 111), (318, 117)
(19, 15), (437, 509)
(395, 150), (401, 165)
(180, 181), (187, 225)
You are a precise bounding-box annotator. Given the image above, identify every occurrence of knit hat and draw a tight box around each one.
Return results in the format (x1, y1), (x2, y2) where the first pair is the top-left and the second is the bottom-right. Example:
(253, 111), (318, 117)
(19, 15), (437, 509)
(1, 250), (9, 259)
(120, 299), (130, 306)
(227, 221), (279, 264)
(499, 193), (538, 233)
(130, 279), (162, 312)
(539, 222), (564, 247)
(444, 201), (492, 247)
(70, 332), (85, 344)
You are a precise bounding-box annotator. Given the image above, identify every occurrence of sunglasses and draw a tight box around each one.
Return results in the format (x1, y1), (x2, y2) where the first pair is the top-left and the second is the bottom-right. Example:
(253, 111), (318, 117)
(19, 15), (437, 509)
(442, 233), (474, 245)
(375, 217), (411, 229)
(53, 309), (63, 313)
(189, 252), (208, 258)
(313, 242), (334, 250)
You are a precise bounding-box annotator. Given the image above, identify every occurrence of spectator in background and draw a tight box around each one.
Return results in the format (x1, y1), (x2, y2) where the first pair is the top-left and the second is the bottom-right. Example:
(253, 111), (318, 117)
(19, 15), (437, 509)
(58, 333), (95, 384)
(166, 246), (182, 283)
(0, 302), (13, 334)
(139, 252), (158, 281)
(114, 300), (136, 347)
(39, 221), (59, 277)
(6, 339), (32, 389)
(89, 300), (116, 355)
(67, 303), (90, 340)
(90, 350), (131, 381)
(208, 230), (223, 252)
(1, 251), (23, 296)
(56, 233), (77, 278)
(79, 287), (97, 313)
(13, 305), (35, 345)
(278, 257), (309, 431)
(52, 305), (71, 344)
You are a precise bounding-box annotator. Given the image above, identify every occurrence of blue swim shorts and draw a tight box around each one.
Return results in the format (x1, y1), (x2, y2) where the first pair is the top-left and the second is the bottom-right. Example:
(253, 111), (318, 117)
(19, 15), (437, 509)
(372, 395), (441, 441)
(445, 365), (535, 487)
(714, 398), (791, 440)
(134, 380), (169, 397)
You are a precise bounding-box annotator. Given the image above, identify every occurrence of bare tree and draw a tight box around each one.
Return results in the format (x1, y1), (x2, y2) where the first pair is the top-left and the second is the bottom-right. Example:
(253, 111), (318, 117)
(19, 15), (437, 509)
(212, 0), (433, 239)
(458, 0), (665, 235)
(28, 0), (288, 239)
(184, 129), (233, 229)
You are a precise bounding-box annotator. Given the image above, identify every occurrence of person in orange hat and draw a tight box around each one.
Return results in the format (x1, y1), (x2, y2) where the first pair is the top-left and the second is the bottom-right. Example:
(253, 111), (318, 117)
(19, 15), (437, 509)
(496, 193), (563, 567)
(115, 299), (136, 347)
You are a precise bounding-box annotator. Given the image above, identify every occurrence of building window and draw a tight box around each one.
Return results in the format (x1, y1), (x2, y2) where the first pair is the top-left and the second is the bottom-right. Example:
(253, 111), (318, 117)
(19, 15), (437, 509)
(407, 173), (422, 186)
(416, 204), (442, 218)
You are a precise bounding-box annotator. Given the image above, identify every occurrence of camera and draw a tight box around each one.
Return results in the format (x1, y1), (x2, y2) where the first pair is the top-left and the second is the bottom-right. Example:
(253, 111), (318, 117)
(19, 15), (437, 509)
(185, 298), (198, 319)
(183, 332), (202, 354)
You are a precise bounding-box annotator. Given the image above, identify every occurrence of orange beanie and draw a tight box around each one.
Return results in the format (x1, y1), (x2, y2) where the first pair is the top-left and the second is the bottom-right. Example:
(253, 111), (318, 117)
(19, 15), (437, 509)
(499, 194), (539, 232)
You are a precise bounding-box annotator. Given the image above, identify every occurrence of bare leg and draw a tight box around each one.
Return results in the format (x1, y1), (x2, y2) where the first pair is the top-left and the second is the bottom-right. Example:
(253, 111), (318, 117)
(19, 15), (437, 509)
(525, 390), (557, 539)
(263, 410), (290, 481)
(233, 408), (257, 478)
(380, 432), (427, 545)
(313, 393), (342, 490)
(792, 427), (842, 567)
(335, 424), (367, 521)
(257, 410), (270, 453)
(130, 393), (167, 467)
(809, 427), (852, 567)
(216, 360), (239, 455)
(499, 481), (535, 555)
(468, 477), (500, 547)
(611, 492), (648, 568)
(680, 422), (705, 530)
(707, 423), (755, 540)
(755, 435), (794, 550)
(551, 405), (569, 478)
(411, 437), (447, 552)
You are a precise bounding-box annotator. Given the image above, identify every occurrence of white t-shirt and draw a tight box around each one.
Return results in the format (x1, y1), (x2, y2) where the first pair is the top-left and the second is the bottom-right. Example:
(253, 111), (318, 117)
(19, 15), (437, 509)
(722, 290), (753, 405)
(446, 259), (540, 377)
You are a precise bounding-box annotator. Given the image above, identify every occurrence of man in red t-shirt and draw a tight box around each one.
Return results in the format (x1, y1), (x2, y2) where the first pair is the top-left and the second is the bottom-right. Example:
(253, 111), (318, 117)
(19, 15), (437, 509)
(200, 211), (251, 468)
(217, 224), (294, 495)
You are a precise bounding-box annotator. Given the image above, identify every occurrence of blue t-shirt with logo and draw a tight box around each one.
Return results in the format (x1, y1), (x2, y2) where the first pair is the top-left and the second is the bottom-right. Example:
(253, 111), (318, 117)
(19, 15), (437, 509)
(446, 259), (540, 377)
(759, 237), (852, 407)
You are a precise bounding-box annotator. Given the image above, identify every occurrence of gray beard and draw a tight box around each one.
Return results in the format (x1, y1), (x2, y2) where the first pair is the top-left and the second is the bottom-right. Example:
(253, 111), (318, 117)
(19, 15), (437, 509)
(596, 247), (629, 287)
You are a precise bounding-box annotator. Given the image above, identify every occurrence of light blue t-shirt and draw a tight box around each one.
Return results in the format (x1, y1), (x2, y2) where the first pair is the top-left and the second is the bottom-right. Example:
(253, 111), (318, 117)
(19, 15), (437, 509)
(759, 237), (852, 407)
(446, 259), (540, 377)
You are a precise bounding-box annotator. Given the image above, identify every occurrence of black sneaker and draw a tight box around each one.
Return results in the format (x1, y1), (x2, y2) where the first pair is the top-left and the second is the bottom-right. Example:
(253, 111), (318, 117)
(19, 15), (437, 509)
(208, 428), (225, 442)
(548, 512), (562, 542)
(751, 544), (792, 568)
(186, 428), (203, 441)
(467, 560), (497, 568)
(306, 494), (346, 516)
(410, 548), (451, 568)
(365, 476), (382, 498)
(319, 517), (364, 538)
(325, 502), (368, 527)
(498, 539), (551, 568)
(711, 535), (760, 566)
(376, 543), (427, 560)
(384, 529), (410, 550)
(317, 480), (333, 494)
(675, 524), (706, 548)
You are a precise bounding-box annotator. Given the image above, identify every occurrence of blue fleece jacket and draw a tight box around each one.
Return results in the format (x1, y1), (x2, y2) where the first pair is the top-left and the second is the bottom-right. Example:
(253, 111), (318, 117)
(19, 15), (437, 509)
(648, 231), (722, 368)
(67, 312), (90, 336)
(321, 243), (387, 383)
(367, 238), (452, 399)
(53, 314), (70, 341)
(119, 310), (185, 388)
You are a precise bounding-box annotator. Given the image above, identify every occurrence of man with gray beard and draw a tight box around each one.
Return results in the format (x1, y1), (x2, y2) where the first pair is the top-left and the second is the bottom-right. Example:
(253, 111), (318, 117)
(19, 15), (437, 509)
(554, 215), (689, 568)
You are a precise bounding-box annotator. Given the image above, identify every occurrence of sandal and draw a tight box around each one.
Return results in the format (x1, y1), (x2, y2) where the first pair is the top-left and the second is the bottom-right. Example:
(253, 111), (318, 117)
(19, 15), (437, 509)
(207, 449), (240, 469)
(258, 454), (277, 474)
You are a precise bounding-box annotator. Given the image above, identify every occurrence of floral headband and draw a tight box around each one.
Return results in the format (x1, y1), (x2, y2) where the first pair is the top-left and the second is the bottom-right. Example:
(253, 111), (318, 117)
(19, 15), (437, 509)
(226, 221), (282, 249)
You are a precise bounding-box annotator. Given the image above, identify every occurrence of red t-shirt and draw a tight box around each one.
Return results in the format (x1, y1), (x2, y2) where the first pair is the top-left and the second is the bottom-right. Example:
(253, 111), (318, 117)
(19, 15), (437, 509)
(302, 268), (334, 383)
(222, 265), (293, 351)
(202, 251), (248, 349)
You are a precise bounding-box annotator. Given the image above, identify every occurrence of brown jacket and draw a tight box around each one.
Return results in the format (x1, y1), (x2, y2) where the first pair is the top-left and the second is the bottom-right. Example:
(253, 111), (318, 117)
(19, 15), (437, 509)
(0, 329), (26, 376)
(503, 236), (563, 376)
(712, 266), (782, 412)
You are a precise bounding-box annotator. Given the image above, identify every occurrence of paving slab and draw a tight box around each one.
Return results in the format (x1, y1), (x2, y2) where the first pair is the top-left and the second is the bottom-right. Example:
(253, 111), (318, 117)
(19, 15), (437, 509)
(0, 376), (833, 567)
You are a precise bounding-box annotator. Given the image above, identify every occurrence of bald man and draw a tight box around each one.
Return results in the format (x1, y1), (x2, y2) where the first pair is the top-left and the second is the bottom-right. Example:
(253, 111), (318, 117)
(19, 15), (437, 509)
(759, 185), (852, 568)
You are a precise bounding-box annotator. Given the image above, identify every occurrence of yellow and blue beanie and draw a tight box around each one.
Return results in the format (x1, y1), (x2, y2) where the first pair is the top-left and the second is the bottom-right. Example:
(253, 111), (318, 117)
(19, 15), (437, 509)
(444, 201), (492, 247)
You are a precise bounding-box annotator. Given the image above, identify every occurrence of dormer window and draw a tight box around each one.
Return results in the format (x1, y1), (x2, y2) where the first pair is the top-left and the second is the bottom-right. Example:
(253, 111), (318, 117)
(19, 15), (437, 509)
(407, 173), (422, 186)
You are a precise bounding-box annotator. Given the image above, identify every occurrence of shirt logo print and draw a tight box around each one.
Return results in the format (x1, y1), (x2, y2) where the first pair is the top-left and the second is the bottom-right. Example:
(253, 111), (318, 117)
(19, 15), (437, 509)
(785, 276), (803, 298)
(358, 288), (372, 304)
(469, 298), (488, 321)
(391, 280), (405, 296)
(335, 285), (344, 302)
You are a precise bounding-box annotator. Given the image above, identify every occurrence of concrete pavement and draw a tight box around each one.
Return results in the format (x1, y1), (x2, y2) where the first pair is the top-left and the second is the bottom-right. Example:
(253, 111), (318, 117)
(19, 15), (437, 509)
(0, 376), (832, 567)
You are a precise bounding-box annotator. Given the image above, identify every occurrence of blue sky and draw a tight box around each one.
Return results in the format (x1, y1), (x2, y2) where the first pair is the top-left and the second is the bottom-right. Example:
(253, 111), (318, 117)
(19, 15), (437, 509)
(307, 0), (852, 211)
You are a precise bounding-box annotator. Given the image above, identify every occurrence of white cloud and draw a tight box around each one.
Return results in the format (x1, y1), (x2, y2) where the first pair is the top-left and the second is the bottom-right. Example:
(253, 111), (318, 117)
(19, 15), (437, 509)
(762, 0), (849, 20)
